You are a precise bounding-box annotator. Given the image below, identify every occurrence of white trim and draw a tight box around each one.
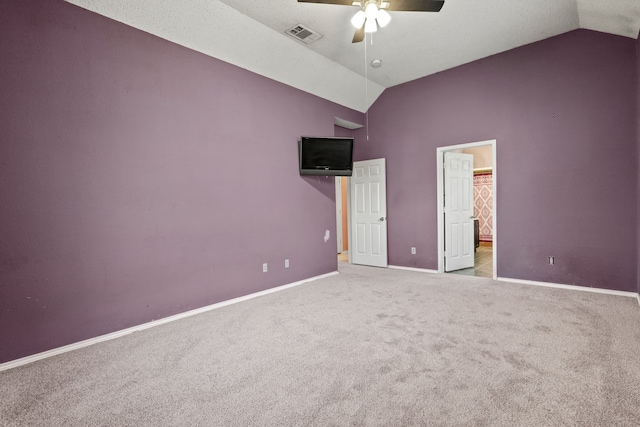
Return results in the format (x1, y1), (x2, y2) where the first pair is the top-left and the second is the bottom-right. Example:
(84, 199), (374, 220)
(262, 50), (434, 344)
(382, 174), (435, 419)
(388, 265), (438, 274)
(335, 176), (343, 254)
(347, 175), (352, 264)
(437, 139), (497, 280)
(637, 294), (640, 307)
(497, 277), (639, 298)
(0, 271), (338, 372)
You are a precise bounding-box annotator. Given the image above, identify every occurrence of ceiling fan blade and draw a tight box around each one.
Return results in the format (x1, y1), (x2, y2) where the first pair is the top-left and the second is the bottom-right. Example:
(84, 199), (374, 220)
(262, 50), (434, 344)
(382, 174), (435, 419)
(385, 0), (445, 12)
(297, 0), (356, 5)
(352, 25), (365, 43)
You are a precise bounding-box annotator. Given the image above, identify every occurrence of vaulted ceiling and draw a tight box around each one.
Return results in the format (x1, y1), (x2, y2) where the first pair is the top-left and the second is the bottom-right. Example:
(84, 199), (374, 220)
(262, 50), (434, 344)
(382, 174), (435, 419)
(67, 0), (640, 112)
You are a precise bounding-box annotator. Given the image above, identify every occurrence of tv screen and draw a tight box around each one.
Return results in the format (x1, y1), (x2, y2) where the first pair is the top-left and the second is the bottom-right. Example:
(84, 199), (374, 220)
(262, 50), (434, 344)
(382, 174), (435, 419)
(298, 136), (354, 176)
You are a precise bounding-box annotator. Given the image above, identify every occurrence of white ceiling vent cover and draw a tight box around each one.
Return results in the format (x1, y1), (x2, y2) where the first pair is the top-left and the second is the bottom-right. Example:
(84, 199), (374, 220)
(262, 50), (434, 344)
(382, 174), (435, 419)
(285, 24), (322, 44)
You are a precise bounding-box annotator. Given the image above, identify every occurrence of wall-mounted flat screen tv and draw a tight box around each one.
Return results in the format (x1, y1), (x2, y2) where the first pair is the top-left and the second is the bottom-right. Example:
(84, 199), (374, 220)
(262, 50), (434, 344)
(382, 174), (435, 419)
(298, 136), (354, 176)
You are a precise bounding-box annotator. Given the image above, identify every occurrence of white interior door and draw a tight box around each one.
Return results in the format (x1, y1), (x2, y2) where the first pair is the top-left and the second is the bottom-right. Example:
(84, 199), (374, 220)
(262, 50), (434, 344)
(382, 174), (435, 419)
(444, 152), (474, 272)
(351, 158), (387, 267)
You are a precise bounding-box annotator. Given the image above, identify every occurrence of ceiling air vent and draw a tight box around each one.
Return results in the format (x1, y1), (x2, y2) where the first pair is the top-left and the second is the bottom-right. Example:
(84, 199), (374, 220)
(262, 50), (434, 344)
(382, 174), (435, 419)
(285, 24), (322, 44)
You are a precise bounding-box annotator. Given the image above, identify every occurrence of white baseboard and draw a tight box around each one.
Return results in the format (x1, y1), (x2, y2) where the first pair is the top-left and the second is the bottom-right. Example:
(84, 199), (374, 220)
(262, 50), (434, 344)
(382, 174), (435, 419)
(388, 265), (438, 274)
(497, 277), (639, 299)
(0, 271), (338, 372)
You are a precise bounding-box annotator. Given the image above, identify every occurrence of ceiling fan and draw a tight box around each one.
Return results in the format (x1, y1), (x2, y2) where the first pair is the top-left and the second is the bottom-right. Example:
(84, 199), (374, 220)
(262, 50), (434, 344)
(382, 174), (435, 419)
(297, 0), (445, 43)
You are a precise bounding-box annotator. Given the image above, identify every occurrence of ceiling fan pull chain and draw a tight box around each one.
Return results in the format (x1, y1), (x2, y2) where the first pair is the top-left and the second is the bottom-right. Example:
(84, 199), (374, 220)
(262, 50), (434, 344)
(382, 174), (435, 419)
(365, 32), (369, 140)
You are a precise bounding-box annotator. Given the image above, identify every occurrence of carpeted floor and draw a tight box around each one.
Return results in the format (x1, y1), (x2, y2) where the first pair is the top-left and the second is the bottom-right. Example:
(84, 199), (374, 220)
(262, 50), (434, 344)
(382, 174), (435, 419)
(2, 263), (640, 426)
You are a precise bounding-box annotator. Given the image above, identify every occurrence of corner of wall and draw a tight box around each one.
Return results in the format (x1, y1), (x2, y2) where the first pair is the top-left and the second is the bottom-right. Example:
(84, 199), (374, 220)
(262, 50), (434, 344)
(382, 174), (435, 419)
(636, 33), (640, 295)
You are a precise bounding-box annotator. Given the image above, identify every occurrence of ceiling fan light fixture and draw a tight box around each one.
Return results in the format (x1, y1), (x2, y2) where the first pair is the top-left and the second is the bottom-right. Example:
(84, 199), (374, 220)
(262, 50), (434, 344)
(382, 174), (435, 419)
(351, 10), (366, 28)
(376, 9), (391, 27)
(364, 17), (377, 33)
(300, 0), (447, 44)
(364, 2), (378, 19)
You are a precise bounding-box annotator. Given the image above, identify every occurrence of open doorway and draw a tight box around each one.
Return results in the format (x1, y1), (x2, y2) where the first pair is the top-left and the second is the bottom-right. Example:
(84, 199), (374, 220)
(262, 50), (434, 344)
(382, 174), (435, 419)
(335, 176), (349, 263)
(332, 117), (362, 265)
(437, 140), (497, 279)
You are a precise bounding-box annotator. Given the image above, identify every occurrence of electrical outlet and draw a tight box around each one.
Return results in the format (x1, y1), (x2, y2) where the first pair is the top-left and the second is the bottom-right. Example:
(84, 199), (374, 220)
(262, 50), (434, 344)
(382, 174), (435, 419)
(285, 259), (289, 268)
(548, 256), (554, 265)
(411, 247), (416, 255)
(263, 263), (268, 272)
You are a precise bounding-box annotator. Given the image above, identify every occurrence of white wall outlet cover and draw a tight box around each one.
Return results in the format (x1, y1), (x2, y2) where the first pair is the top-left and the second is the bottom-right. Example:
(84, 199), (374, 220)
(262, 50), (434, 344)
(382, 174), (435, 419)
(324, 230), (330, 242)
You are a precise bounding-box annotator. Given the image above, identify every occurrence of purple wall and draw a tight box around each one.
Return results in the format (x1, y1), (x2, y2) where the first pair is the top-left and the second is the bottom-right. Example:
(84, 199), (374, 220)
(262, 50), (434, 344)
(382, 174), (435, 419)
(357, 30), (638, 291)
(0, 0), (362, 363)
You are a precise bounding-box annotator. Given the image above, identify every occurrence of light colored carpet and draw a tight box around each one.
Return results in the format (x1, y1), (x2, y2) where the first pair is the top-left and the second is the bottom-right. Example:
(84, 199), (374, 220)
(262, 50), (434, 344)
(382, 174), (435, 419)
(2, 263), (640, 426)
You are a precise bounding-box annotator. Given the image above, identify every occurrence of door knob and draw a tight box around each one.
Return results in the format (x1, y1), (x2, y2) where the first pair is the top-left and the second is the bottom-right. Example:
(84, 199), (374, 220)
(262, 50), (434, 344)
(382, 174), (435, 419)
(379, 217), (386, 221)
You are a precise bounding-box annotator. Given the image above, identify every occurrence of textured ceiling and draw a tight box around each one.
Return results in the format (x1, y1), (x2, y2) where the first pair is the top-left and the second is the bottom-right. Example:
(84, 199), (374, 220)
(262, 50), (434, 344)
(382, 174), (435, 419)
(65, 0), (640, 113)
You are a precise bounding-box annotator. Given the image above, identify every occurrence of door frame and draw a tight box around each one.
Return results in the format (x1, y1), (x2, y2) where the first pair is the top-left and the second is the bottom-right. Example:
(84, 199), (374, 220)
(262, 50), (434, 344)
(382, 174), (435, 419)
(335, 177), (344, 254)
(347, 176), (352, 264)
(437, 139), (497, 279)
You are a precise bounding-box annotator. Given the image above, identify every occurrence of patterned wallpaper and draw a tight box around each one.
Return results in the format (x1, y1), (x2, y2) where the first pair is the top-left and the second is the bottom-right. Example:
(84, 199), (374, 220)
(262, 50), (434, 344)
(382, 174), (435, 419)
(473, 173), (493, 241)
